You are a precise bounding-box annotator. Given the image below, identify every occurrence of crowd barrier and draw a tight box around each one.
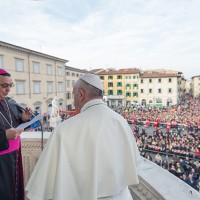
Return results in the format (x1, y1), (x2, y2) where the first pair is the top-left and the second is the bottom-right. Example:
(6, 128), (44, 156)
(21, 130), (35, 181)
(142, 148), (200, 162)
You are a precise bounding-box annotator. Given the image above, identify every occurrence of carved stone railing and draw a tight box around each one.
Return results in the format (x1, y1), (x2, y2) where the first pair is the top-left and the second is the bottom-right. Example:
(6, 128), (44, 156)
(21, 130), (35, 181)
(21, 132), (51, 186)
(130, 158), (200, 200)
(21, 132), (200, 200)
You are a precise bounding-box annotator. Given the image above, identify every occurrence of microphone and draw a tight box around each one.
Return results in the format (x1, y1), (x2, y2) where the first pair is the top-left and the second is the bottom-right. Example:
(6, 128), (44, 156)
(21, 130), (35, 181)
(8, 98), (44, 150)
(8, 98), (28, 113)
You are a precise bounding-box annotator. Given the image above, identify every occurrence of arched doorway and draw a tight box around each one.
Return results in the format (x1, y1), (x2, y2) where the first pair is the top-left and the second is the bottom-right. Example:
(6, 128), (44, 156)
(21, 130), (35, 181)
(33, 101), (42, 114)
(142, 99), (146, 106)
(46, 98), (53, 116)
(167, 98), (172, 106)
(156, 97), (162, 107)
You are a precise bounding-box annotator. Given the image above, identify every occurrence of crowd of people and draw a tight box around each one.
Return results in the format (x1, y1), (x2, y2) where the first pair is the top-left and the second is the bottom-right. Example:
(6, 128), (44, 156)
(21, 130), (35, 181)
(33, 93), (200, 192)
(118, 95), (200, 192)
(143, 153), (200, 191)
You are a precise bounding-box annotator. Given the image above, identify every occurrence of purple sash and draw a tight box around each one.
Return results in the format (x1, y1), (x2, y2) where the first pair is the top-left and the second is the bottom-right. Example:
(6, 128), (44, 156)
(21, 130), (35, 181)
(0, 137), (20, 155)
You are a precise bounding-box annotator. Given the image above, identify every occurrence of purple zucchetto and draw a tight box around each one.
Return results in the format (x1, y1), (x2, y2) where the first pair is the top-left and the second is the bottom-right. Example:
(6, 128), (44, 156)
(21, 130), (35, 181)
(0, 68), (9, 75)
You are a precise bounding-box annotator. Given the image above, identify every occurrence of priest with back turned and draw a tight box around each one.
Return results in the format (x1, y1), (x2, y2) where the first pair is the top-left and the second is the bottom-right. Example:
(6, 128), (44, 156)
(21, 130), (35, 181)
(26, 73), (141, 200)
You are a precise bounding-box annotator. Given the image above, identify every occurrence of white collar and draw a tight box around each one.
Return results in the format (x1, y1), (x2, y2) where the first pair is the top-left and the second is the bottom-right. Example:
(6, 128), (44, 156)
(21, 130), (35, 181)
(80, 99), (105, 113)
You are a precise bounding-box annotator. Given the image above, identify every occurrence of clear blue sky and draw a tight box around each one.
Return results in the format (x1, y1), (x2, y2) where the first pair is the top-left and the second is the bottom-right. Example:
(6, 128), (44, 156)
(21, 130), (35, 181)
(0, 0), (200, 79)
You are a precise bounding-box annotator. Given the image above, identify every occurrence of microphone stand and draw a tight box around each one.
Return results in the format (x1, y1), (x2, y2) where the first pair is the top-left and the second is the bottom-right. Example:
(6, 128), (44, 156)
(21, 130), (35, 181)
(39, 121), (44, 150)
(32, 113), (44, 151)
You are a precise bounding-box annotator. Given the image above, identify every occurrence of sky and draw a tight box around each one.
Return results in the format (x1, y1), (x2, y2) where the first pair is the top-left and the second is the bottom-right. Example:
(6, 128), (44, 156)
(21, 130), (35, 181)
(0, 0), (200, 80)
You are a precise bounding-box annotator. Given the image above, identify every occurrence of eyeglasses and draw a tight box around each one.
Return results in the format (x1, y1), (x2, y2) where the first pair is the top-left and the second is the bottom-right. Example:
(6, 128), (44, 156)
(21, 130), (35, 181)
(0, 83), (15, 89)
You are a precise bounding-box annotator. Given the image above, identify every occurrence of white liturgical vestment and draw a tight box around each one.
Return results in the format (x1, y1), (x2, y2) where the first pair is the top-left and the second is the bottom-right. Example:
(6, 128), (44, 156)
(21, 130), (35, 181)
(26, 99), (141, 200)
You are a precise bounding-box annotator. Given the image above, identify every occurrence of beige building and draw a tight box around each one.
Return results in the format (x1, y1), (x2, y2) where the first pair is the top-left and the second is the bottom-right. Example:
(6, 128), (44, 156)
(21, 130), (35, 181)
(139, 69), (184, 107)
(192, 75), (200, 97)
(0, 41), (69, 115)
(65, 66), (88, 109)
(185, 80), (192, 95)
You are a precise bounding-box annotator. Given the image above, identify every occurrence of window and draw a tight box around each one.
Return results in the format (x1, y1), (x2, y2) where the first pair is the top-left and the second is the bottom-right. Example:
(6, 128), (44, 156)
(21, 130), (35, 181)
(67, 92), (71, 99)
(33, 62), (40, 73)
(58, 82), (63, 93)
(16, 81), (25, 95)
(133, 92), (138, 97)
(117, 90), (122, 95)
(126, 92), (131, 97)
(117, 75), (122, 79)
(156, 98), (162, 103)
(108, 76), (113, 80)
(158, 88), (162, 93)
(118, 100), (122, 106)
(66, 80), (70, 88)
(108, 90), (113, 95)
(15, 58), (24, 72)
(66, 71), (70, 76)
(35, 106), (41, 114)
(47, 82), (53, 93)
(126, 101), (131, 106)
(149, 89), (152, 93)
(57, 67), (63, 76)
(100, 76), (104, 80)
(76, 73), (79, 77)
(117, 82), (122, 87)
(47, 65), (52, 75)
(158, 78), (161, 83)
(72, 73), (75, 77)
(149, 79), (152, 83)
(0, 55), (3, 68)
(141, 89), (144, 93)
(141, 79), (143, 83)
(33, 81), (41, 94)
(133, 84), (138, 89)
(126, 84), (130, 90)
(169, 78), (172, 83)
(168, 88), (172, 93)
(108, 82), (113, 87)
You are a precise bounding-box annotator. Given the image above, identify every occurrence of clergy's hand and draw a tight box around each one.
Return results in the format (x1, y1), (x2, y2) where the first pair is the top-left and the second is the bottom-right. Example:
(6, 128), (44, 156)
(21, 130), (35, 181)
(21, 107), (34, 122)
(6, 128), (24, 140)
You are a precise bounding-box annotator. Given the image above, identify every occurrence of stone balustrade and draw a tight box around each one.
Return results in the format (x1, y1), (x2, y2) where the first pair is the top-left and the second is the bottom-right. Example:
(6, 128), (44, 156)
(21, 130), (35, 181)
(21, 132), (200, 200)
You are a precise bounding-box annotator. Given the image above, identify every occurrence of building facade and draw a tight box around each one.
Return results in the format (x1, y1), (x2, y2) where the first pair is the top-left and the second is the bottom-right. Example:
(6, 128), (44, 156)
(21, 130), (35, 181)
(94, 68), (185, 107)
(0, 41), (68, 115)
(139, 69), (184, 107)
(65, 66), (87, 109)
(93, 68), (140, 107)
(1, 40), (193, 112)
(192, 75), (200, 97)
